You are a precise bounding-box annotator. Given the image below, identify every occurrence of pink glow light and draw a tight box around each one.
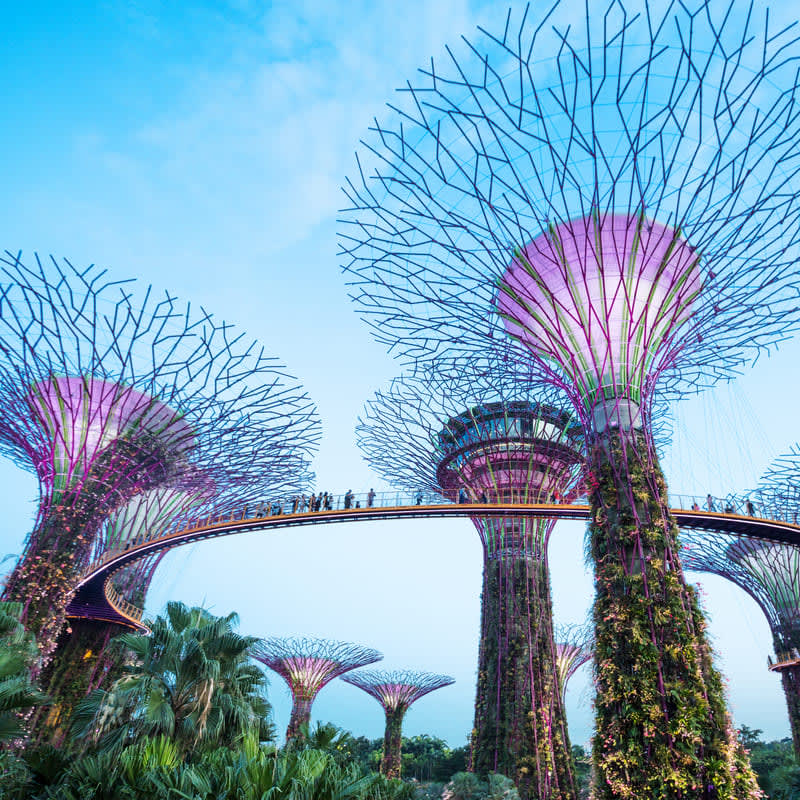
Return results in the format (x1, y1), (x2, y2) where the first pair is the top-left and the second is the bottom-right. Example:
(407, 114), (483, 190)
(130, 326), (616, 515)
(26, 376), (194, 493)
(497, 214), (701, 417)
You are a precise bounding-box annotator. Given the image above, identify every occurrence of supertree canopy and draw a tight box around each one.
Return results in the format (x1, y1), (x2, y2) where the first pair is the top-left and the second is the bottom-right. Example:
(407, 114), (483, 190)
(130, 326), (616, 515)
(340, 3), (800, 796)
(251, 637), (382, 744)
(0, 253), (320, 664)
(359, 365), (584, 800)
(553, 624), (593, 706)
(342, 669), (454, 778)
(682, 447), (800, 758)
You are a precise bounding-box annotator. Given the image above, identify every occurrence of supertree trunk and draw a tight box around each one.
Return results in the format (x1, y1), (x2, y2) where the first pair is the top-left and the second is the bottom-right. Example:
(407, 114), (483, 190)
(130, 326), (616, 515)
(3, 435), (170, 661)
(33, 619), (128, 746)
(589, 429), (758, 799)
(778, 665), (800, 760)
(4, 504), (103, 662)
(472, 546), (576, 800)
(286, 697), (313, 744)
(382, 705), (407, 779)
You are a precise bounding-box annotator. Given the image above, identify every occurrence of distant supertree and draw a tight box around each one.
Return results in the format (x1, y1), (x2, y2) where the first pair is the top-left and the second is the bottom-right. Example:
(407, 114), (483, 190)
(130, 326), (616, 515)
(340, 3), (800, 795)
(683, 447), (800, 758)
(343, 669), (454, 778)
(553, 624), (593, 706)
(252, 637), (382, 744)
(0, 253), (319, 667)
(359, 366), (583, 799)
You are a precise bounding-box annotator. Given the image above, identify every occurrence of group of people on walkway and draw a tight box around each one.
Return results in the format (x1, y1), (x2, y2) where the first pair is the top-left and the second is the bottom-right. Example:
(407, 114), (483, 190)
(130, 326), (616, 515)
(241, 488), (381, 518)
(691, 495), (758, 517)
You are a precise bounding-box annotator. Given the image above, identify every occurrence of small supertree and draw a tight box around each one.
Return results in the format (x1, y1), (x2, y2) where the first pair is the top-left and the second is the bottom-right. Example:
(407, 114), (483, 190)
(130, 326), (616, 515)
(682, 446), (800, 758)
(0, 254), (319, 663)
(339, 3), (800, 795)
(343, 669), (454, 778)
(359, 366), (583, 799)
(553, 624), (593, 707)
(252, 636), (382, 744)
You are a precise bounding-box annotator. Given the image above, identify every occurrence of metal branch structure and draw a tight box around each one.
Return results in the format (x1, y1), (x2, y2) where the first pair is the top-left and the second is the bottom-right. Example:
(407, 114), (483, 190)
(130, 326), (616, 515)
(339, 3), (800, 796)
(553, 624), (593, 706)
(251, 637), (382, 744)
(343, 669), (454, 778)
(359, 366), (584, 799)
(683, 447), (800, 758)
(0, 253), (320, 670)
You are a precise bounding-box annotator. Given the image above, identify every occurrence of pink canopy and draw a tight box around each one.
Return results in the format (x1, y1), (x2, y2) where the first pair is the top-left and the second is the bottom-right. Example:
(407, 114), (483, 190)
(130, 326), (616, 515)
(497, 214), (701, 418)
(27, 375), (194, 489)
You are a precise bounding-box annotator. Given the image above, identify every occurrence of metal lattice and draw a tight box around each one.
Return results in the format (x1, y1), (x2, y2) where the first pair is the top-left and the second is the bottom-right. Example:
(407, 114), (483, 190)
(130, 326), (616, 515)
(0, 254), (320, 656)
(342, 669), (454, 711)
(251, 637), (383, 702)
(340, 1), (800, 428)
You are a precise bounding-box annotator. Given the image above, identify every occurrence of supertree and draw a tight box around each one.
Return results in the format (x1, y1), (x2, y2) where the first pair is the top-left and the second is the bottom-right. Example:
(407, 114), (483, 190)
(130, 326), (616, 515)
(37, 481), (216, 741)
(358, 365), (584, 799)
(251, 636), (383, 744)
(0, 253), (320, 667)
(342, 669), (454, 778)
(682, 447), (800, 758)
(553, 624), (593, 707)
(340, 2), (800, 796)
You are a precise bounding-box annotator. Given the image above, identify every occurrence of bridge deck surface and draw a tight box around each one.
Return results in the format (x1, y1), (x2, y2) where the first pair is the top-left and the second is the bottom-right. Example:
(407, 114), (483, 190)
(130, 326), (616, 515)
(66, 502), (800, 632)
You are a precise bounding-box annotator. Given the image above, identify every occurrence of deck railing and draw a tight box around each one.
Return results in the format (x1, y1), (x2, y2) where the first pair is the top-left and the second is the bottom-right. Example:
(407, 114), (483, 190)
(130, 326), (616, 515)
(78, 489), (800, 630)
(86, 489), (785, 579)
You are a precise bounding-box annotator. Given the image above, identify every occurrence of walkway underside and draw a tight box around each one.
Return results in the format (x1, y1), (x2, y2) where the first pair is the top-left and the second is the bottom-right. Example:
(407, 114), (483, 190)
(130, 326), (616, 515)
(66, 502), (800, 632)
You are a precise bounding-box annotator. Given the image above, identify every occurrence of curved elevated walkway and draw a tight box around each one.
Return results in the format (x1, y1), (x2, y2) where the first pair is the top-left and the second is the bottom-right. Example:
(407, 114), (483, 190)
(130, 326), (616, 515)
(65, 492), (800, 632)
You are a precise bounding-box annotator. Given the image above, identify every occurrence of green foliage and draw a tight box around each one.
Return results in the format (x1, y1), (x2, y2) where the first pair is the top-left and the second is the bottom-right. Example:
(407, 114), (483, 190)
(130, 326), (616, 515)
(71, 601), (273, 756)
(442, 771), (520, 800)
(737, 728), (796, 798)
(340, 732), (466, 782)
(472, 555), (576, 799)
(0, 601), (48, 743)
(4, 740), (394, 800)
(570, 745), (592, 799)
(400, 735), (467, 782)
(589, 430), (760, 798)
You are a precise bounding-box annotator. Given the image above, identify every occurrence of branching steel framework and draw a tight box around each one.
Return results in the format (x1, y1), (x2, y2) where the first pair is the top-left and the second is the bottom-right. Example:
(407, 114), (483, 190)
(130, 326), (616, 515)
(343, 669), (454, 778)
(553, 623), (593, 706)
(683, 446), (800, 758)
(0, 253), (320, 669)
(251, 636), (382, 744)
(340, 3), (800, 796)
(359, 366), (583, 800)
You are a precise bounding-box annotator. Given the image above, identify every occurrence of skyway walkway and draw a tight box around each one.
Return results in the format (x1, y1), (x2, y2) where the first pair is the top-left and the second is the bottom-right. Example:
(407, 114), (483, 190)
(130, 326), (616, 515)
(65, 490), (800, 633)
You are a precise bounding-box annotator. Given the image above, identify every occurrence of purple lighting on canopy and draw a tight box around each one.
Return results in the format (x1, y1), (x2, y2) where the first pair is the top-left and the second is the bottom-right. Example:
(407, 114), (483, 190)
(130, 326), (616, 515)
(554, 624), (593, 705)
(343, 669), (454, 779)
(498, 214), (701, 428)
(27, 376), (193, 501)
(252, 637), (382, 743)
(343, 669), (455, 711)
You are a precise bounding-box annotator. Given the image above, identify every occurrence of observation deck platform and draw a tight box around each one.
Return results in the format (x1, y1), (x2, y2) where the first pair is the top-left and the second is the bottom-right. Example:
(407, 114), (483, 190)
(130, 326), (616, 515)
(768, 654), (800, 672)
(64, 491), (800, 633)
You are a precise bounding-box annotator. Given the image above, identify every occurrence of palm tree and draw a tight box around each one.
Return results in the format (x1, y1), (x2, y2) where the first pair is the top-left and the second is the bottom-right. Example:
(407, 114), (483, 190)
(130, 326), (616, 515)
(71, 601), (272, 756)
(0, 601), (48, 742)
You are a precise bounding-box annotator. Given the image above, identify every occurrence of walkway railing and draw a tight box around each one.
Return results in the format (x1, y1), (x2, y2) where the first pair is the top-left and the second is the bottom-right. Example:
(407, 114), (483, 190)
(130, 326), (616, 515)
(105, 581), (148, 626)
(74, 490), (800, 631)
(86, 490), (792, 577)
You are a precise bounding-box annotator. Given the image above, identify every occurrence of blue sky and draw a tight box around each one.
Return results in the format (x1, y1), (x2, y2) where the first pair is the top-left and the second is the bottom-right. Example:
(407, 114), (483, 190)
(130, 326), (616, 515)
(2, 0), (800, 747)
